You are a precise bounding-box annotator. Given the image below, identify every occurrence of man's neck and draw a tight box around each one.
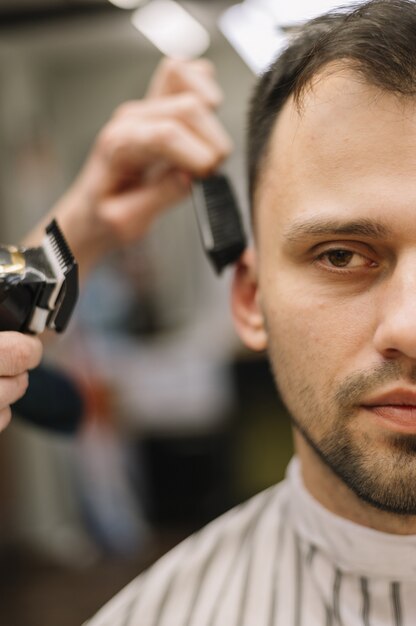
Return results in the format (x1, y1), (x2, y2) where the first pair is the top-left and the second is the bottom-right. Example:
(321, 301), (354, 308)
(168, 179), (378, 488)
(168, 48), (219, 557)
(294, 431), (416, 535)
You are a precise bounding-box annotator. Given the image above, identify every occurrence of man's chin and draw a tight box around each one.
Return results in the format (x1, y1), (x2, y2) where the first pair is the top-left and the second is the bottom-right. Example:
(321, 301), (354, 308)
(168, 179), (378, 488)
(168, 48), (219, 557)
(321, 434), (416, 516)
(295, 417), (416, 516)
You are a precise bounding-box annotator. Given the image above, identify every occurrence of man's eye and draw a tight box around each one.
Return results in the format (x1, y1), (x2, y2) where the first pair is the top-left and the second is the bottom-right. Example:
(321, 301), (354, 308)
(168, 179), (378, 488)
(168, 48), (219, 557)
(318, 249), (372, 269)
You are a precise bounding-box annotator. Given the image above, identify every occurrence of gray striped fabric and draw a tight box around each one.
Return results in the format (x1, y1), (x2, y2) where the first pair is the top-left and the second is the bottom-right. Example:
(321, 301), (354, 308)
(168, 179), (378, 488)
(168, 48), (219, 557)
(86, 458), (416, 626)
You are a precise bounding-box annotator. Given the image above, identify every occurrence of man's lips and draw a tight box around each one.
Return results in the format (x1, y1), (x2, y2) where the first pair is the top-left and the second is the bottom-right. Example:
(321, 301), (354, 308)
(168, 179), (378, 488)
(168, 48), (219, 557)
(362, 389), (416, 433)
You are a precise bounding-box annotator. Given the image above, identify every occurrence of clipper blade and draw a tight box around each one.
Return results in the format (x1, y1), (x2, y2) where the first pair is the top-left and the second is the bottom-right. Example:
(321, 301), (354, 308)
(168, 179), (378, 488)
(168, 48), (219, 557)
(46, 220), (75, 272)
(42, 220), (78, 333)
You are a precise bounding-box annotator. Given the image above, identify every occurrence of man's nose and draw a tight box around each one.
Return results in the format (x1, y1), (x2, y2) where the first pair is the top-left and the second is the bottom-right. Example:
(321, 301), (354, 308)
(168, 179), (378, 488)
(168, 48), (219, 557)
(373, 262), (416, 360)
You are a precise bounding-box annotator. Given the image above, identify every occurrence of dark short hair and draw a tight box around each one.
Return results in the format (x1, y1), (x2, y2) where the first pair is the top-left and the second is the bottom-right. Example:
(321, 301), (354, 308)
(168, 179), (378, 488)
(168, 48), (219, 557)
(248, 0), (416, 205)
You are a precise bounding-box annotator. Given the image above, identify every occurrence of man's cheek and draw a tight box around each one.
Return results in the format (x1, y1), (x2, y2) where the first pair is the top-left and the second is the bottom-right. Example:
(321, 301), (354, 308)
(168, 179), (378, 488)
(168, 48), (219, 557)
(265, 292), (330, 353)
(265, 299), (343, 409)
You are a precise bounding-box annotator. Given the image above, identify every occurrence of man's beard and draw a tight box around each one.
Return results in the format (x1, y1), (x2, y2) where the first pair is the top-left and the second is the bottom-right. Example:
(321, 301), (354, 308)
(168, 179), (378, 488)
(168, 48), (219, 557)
(272, 357), (416, 516)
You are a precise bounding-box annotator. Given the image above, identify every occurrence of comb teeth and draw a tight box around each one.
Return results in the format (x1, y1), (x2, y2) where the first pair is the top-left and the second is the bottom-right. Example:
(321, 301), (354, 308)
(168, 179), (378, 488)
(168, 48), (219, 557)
(45, 219), (74, 272)
(200, 176), (243, 245)
(193, 174), (247, 274)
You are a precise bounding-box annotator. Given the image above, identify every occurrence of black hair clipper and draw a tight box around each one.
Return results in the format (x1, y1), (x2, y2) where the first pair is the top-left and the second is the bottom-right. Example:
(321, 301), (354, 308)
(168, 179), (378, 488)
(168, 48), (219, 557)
(0, 220), (78, 334)
(192, 174), (247, 274)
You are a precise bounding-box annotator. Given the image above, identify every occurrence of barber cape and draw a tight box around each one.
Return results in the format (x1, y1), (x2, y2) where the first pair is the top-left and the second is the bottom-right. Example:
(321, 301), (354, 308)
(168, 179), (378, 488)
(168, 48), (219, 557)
(86, 458), (416, 625)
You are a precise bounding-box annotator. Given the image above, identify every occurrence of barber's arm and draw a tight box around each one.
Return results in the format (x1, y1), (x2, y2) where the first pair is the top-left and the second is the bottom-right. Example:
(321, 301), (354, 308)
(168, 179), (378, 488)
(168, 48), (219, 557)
(0, 58), (229, 433)
(23, 58), (232, 280)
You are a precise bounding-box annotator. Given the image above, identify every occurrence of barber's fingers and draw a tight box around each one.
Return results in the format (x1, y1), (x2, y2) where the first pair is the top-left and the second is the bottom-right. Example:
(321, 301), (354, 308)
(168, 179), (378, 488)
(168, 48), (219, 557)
(99, 116), (227, 178)
(112, 94), (233, 162)
(0, 372), (30, 406)
(0, 407), (12, 431)
(146, 58), (223, 108)
(0, 333), (42, 432)
(0, 372), (31, 432)
(0, 333), (43, 377)
(99, 169), (190, 242)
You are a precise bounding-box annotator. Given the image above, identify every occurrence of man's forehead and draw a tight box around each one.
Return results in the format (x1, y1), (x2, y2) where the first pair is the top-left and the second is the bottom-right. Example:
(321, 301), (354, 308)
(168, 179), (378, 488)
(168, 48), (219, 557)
(271, 67), (416, 160)
(254, 68), (416, 219)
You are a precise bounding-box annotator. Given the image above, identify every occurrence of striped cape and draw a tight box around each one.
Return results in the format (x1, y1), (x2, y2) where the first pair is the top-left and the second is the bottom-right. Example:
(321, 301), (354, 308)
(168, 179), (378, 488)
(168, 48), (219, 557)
(86, 458), (416, 626)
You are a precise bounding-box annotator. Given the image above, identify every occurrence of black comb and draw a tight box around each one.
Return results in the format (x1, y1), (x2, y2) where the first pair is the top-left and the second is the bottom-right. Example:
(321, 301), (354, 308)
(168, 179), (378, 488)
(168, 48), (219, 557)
(192, 174), (247, 274)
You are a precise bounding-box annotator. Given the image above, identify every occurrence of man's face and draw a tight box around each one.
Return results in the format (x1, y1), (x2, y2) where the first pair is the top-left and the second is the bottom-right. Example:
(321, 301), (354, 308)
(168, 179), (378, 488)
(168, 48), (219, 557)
(235, 69), (416, 514)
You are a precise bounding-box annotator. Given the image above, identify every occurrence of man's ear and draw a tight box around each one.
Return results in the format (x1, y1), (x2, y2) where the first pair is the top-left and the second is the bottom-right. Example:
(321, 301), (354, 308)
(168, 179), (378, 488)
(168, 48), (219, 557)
(231, 247), (267, 352)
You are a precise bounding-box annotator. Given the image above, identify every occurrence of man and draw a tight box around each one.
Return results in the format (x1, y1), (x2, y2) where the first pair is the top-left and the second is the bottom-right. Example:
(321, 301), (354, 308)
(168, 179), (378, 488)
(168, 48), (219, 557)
(85, 1), (416, 624)
(0, 58), (231, 433)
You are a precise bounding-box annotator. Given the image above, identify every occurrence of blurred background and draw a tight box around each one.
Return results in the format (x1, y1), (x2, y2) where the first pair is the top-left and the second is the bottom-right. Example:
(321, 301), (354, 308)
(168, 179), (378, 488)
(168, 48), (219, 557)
(0, 1), (293, 624)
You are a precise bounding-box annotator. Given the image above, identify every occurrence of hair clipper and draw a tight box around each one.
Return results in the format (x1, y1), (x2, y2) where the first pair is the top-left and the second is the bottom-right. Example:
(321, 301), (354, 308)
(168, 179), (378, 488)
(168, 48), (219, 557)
(0, 220), (78, 334)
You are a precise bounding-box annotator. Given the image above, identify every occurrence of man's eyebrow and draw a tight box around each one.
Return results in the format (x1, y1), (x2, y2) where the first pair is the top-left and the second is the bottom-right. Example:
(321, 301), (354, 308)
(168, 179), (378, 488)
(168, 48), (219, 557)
(283, 218), (392, 242)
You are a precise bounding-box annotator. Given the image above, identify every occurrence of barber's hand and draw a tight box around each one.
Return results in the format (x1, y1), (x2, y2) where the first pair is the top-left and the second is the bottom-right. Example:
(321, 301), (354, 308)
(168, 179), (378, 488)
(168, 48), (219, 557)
(0, 333), (42, 431)
(29, 58), (232, 277)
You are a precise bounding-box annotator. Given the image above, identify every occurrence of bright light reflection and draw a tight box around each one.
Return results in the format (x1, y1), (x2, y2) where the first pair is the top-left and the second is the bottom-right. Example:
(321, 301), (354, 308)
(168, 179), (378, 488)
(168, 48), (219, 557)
(131, 0), (210, 59)
(220, 0), (364, 75)
(220, 3), (287, 75)
(107, 0), (144, 9)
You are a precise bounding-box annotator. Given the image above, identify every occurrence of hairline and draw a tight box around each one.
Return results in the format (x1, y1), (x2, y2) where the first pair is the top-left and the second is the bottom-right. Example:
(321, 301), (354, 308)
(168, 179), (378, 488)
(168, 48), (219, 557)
(250, 59), (415, 233)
